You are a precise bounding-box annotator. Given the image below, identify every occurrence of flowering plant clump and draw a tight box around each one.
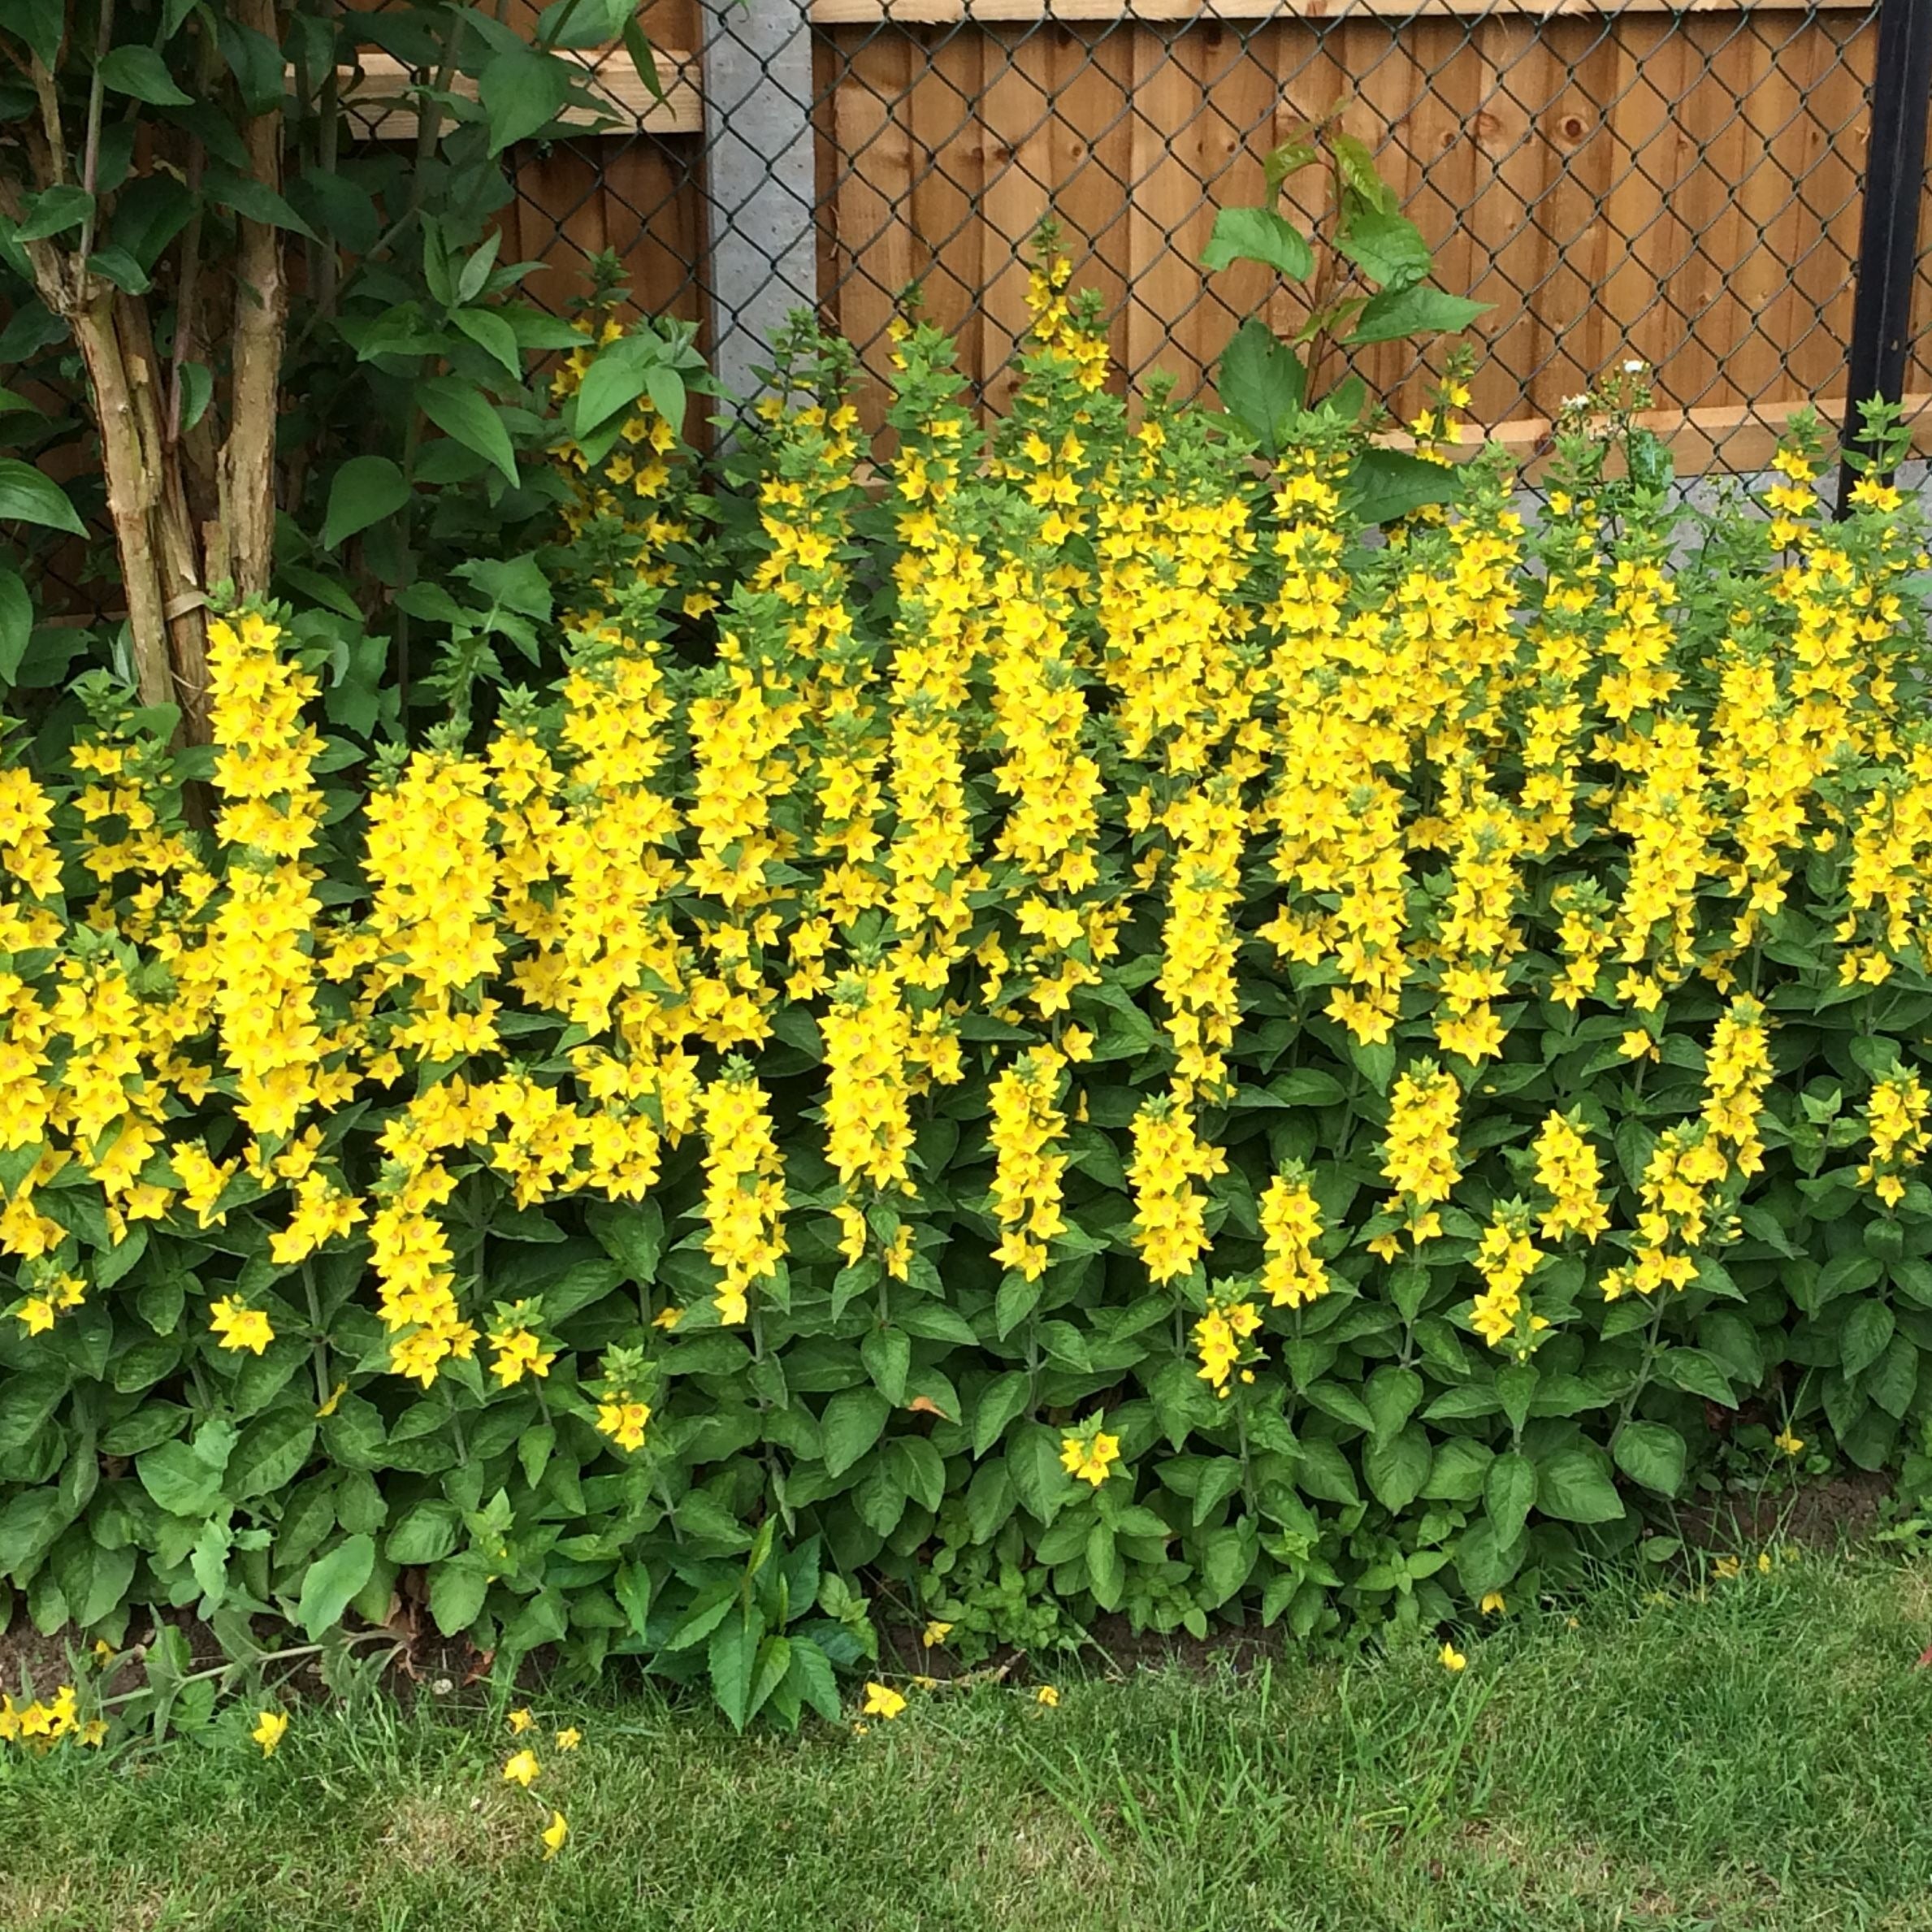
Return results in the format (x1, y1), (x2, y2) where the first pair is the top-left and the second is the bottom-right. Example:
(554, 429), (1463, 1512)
(0, 258), (1928, 1725)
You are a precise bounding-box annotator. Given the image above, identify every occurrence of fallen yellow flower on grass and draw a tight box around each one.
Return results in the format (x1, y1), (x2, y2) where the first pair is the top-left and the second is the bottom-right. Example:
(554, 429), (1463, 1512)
(504, 1748), (541, 1787)
(1439, 1643), (1467, 1673)
(251, 1709), (288, 1757)
(1035, 1685), (1060, 1707)
(541, 1811), (569, 1860)
(508, 1707), (535, 1734)
(556, 1727), (582, 1751)
(861, 1682), (906, 1720)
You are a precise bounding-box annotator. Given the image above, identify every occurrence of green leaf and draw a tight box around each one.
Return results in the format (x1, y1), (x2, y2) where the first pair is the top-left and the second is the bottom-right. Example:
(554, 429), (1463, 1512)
(1217, 318), (1305, 456)
(452, 307), (523, 379)
(1007, 1423), (1073, 1527)
(1334, 203), (1431, 289)
(227, 1407), (316, 1501)
(574, 333), (659, 436)
(1536, 1447), (1624, 1525)
(1613, 1422), (1687, 1497)
(820, 1386), (890, 1480)
(429, 1555), (492, 1636)
(0, 461), (84, 535)
(416, 376), (518, 487)
(322, 456), (411, 549)
(1455, 1515), (1527, 1599)
(861, 1326), (911, 1406)
(0, 568), (30, 683)
(6, 0), (64, 68)
(972, 1370), (1032, 1458)
(1841, 1301), (1896, 1380)
(16, 184), (93, 241)
(137, 1440), (226, 1518)
(98, 45), (193, 106)
(205, 169), (315, 238)
(1201, 206), (1314, 282)
(785, 1635), (842, 1724)
(539, 0), (636, 48)
(1343, 447), (1461, 526)
(385, 1501), (461, 1566)
(1347, 284), (1492, 345)
(1363, 1424), (1431, 1513)
(1484, 1451), (1537, 1547)
(297, 1533), (377, 1639)
(479, 47), (574, 157)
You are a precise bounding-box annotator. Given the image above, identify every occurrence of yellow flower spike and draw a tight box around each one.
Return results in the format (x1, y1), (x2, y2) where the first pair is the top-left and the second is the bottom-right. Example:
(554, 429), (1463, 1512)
(541, 1811), (569, 1860)
(251, 1709), (288, 1757)
(507, 1707), (535, 1735)
(1438, 1644), (1467, 1674)
(555, 1727), (582, 1752)
(860, 1682), (907, 1721)
(503, 1748), (541, 1787)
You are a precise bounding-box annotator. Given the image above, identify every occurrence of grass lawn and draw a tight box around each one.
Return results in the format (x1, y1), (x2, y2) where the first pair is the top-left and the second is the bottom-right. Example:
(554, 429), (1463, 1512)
(6, 1551), (1932, 1931)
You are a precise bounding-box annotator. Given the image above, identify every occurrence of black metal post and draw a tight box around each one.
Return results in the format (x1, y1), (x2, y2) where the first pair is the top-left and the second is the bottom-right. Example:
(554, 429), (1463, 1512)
(1839, 0), (1932, 513)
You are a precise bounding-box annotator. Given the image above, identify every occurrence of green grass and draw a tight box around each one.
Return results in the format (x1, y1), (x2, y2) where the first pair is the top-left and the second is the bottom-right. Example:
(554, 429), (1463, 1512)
(6, 1553), (1932, 1930)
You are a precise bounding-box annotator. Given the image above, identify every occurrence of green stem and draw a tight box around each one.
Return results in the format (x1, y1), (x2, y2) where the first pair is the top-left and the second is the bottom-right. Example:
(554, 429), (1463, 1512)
(301, 1259), (329, 1409)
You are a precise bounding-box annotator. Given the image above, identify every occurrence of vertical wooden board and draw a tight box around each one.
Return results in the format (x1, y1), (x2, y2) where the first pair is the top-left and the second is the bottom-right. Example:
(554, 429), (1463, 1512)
(589, 139), (707, 327)
(1120, 24), (1213, 394)
(1598, 18), (1696, 405)
(509, 141), (613, 314)
(829, 29), (919, 422)
(1772, 10), (1875, 402)
(1665, 15), (1757, 417)
(1050, 24), (1137, 373)
(909, 28), (989, 386)
(1359, 19), (1477, 415)
(1183, 19), (1293, 407)
(1461, 18), (1562, 427)
(1337, 15), (1426, 409)
(978, 25), (1059, 410)
(1744, 11), (1830, 409)
(1529, 17), (1625, 412)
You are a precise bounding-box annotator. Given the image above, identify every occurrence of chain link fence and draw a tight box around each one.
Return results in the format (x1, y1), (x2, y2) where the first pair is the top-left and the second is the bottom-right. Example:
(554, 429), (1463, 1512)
(486, 0), (1925, 470)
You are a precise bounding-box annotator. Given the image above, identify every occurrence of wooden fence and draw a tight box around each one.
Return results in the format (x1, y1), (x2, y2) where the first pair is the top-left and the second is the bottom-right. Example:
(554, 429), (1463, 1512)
(354, 0), (1924, 467)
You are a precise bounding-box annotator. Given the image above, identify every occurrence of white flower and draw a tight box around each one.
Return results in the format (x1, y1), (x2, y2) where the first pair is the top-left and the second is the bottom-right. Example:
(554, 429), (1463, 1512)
(1622, 358), (1646, 373)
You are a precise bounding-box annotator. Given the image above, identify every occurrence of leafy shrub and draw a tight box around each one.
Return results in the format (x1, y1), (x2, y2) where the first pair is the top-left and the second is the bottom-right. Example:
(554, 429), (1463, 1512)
(0, 262), (1927, 1733)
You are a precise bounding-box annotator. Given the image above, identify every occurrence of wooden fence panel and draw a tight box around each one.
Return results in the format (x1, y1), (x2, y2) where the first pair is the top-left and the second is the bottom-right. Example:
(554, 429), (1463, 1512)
(813, 4), (1888, 445)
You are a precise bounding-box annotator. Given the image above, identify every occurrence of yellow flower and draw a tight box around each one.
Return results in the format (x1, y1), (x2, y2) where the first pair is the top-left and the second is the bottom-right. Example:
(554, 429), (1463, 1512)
(1772, 1427), (1804, 1458)
(861, 1682), (907, 1720)
(921, 1620), (954, 1649)
(1058, 1428), (1121, 1488)
(210, 1296), (274, 1356)
(1035, 1684), (1060, 1707)
(1479, 1592), (1505, 1617)
(503, 1748), (541, 1787)
(555, 1727), (582, 1752)
(508, 1707), (535, 1735)
(1439, 1643), (1467, 1673)
(1713, 1555), (1741, 1581)
(251, 1709), (288, 1757)
(541, 1810), (569, 1860)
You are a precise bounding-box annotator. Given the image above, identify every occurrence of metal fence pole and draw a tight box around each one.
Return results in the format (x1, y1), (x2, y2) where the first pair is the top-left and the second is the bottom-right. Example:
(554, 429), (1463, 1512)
(1839, 0), (1932, 511)
(699, 0), (818, 411)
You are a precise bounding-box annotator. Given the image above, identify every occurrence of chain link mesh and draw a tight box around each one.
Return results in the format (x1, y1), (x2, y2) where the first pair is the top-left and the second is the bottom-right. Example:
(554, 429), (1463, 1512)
(496, 0), (1902, 459)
